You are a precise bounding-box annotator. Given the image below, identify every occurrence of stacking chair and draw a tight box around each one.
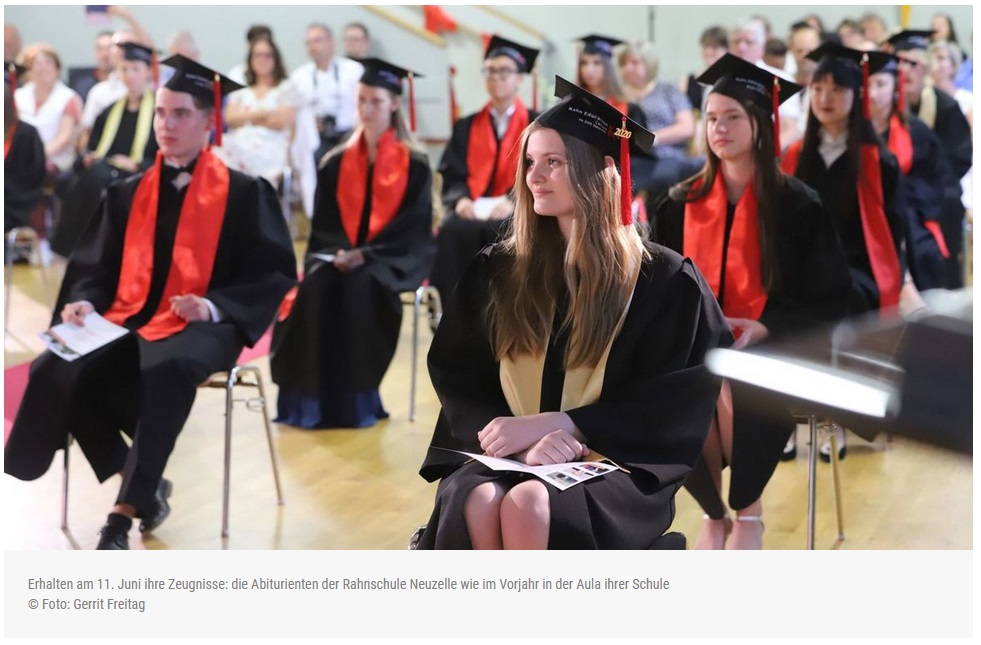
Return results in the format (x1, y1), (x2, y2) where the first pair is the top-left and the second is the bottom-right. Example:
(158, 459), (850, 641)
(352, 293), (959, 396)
(61, 364), (285, 544)
(5, 226), (52, 335)
(400, 283), (443, 422)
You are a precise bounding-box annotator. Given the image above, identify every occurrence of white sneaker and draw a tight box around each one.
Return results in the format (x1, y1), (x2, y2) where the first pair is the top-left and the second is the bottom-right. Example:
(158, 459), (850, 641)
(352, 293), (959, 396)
(819, 421), (846, 463)
(781, 432), (797, 461)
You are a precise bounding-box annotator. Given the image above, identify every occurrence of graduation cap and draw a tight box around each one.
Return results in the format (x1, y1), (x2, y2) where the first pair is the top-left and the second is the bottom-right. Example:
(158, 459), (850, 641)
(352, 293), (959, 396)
(484, 35), (541, 109)
(536, 75), (655, 225)
(5, 61), (25, 89)
(576, 34), (624, 58)
(356, 57), (423, 132)
(120, 41), (160, 87)
(696, 53), (802, 157)
(484, 35), (539, 74)
(806, 42), (885, 119)
(159, 54), (245, 147)
(885, 29), (934, 52)
(864, 50), (908, 112)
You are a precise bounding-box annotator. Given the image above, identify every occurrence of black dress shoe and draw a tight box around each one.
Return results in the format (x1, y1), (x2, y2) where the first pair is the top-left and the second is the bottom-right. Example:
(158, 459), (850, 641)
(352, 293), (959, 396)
(139, 478), (173, 533)
(96, 513), (132, 550)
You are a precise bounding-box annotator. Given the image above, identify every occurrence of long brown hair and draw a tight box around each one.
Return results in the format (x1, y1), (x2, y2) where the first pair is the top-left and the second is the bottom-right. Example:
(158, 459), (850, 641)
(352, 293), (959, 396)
(245, 36), (288, 86)
(487, 122), (647, 369)
(577, 52), (628, 104)
(668, 91), (786, 293)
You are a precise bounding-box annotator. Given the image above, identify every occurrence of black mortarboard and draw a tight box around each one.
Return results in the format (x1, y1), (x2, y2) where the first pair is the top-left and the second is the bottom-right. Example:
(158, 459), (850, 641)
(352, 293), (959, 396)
(697, 53), (802, 157)
(357, 57), (420, 95)
(885, 30), (934, 52)
(806, 42), (886, 118)
(160, 54), (244, 102)
(866, 50), (901, 76)
(697, 53), (802, 113)
(484, 35), (539, 74)
(5, 61), (26, 86)
(536, 75), (655, 225)
(120, 41), (155, 65)
(159, 54), (245, 146)
(355, 57), (423, 131)
(576, 34), (624, 58)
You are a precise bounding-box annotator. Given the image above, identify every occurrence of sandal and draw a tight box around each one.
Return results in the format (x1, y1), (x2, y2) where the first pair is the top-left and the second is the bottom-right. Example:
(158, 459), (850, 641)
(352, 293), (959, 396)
(726, 515), (765, 550)
(692, 513), (733, 550)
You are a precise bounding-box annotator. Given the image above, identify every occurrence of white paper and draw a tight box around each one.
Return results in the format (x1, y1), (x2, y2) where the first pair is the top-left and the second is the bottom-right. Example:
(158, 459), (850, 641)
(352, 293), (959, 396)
(456, 451), (618, 491)
(472, 196), (508, 221)
(39, 313), (129, 362)
(307, 252), (337, 264)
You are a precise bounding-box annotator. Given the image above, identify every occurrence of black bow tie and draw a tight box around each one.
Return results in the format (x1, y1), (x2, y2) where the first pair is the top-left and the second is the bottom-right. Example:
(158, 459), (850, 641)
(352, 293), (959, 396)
(161, 161), (195, 179)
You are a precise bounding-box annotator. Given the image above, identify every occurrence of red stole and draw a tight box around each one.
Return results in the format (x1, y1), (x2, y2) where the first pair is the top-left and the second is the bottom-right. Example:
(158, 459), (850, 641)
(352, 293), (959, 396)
(683, 172), (767, 320)
(886, 116), (949, 258)
(336, 128), (410, 246)
(465, 99), (529, 199)
(782, 140), (902, 311)
(606, 97), (628, 115)
(104, 148), (229, 341)
(887, 115), (913, 175)
(3, 124), (14, 159)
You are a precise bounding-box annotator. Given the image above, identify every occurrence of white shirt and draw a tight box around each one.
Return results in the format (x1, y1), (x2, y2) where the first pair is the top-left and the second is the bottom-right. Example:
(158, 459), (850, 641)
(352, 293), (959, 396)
(81, 72), (126, 129)
(289, 57), (364, 133)
(489, 103), (516, 140)
(818, 128), (848, 168)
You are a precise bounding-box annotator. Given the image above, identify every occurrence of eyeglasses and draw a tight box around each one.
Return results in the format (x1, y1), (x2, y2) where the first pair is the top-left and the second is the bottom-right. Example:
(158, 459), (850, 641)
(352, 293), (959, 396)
(481, 66), (518, 79)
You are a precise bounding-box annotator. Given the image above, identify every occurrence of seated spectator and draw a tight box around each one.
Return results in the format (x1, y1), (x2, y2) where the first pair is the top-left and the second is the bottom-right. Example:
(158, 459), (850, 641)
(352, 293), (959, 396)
(217, 37), (298, 188)
(342, 22), (371, 59)
(681, 26), (728, 113)
(51, 42), (158, 258)
(764, 38), (788, 70)
(836, 18), (866, 48)
(227, 24), (272, 85)
(618, 41), (701, 201)
(860, 12), (890, 45)
(14, 43), (82, 174)
(5, 64), (47, 233)
(70, 31), (114, 103)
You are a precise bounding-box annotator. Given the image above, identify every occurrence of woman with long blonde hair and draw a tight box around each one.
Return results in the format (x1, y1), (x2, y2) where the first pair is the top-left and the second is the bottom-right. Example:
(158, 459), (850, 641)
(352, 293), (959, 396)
(416, 77), (729, 550)
(271, 58), (433, 429)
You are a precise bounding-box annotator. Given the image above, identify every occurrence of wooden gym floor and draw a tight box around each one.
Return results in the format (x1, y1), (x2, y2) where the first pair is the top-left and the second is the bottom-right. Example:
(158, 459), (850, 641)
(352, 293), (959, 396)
(2, 238), (973, 550)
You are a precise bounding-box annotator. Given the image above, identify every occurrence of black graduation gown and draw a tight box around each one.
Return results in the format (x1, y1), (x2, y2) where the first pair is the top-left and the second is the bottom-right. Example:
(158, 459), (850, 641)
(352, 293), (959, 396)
(651, 178), (852, 514)
(3, 121), (47, 231)
(430, 108), (538, 302)
(800, 146), (905, 315)
(911, 88), (972, 288)
(887, 117), (954, 291)
(416, 242), (731, 549)
(4, 159), (297, 516)
(270, 149), (434, 400)
(51, 99), (159, 257)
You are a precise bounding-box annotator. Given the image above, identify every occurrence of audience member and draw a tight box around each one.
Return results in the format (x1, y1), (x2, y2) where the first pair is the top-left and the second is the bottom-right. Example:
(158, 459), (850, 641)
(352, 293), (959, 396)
(15, 44), (83, 174)
(4, 23), (23, 63)
(218, 36), (298, 187)
(70, 31), (114, 103)
(342, 22), (371, 59)
(836, 19), (866, 49)
(763, 37), (788, 70)
(291, 23), (363, 164)
(4, 64), (47, 233)
(227, 24), (272, 85)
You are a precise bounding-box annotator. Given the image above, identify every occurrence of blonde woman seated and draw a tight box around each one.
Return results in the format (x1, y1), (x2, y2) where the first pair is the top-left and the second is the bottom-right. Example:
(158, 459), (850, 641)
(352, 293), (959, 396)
(218, 36), (298, 187)
(416, 77), (730, 550)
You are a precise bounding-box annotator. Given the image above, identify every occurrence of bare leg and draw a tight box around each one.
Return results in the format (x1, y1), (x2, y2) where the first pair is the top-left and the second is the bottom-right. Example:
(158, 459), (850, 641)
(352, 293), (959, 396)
(500, 480), (550, 550)
(464, 481), (507, 550)
(692, 413), (731, 550)
(111, 503), (137, 518)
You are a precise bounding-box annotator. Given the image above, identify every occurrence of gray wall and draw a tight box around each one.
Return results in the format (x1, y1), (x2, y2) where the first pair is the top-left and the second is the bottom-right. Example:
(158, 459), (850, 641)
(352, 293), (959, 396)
(6, 4), (973, 141)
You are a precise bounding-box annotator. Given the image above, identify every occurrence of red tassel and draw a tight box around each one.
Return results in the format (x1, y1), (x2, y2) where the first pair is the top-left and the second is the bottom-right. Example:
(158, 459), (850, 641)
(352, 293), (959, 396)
(772, 76), (781, 158)
(862, 53), (870, 120)
(408, 72), (417, 132)
(620, 117), (631, 226)
(897, 66), (906, 114)
(213, 73), (222, 147)
(448, 65), (458, 125)
(151, 52), (159, 88)
(532, 68), (538, 112)
(8, 64), (17, 121)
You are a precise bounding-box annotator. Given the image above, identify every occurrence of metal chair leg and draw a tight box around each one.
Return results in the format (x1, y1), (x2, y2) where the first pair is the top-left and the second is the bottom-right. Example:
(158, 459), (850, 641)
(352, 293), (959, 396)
(806, 414), (818, 550)
(246, 365), (284, 505)
(828, 427), (846, 542)
(410, 286), (426, 422)
(61, 434), (71, 532)
(221, 367), (237, 539)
